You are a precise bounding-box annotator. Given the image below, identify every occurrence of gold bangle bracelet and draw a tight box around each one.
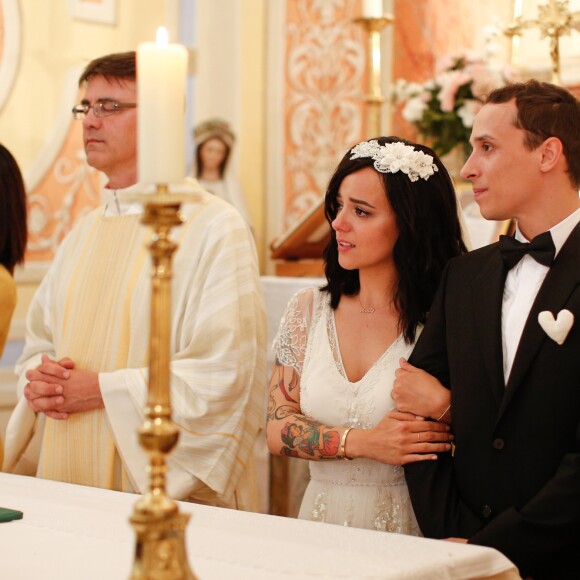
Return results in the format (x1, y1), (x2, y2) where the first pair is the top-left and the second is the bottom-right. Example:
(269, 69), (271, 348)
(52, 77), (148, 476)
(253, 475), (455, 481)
(339, 427), (353, 460)
(435, 404), (451, 422)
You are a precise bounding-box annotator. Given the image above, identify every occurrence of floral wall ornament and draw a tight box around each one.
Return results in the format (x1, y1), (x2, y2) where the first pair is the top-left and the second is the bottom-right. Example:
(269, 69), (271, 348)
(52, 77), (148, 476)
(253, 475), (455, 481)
(391, 52), (516, 158)
(27, 147), (102, 255)
(283, 0), (366, 229)
(23, 72), (104, 264)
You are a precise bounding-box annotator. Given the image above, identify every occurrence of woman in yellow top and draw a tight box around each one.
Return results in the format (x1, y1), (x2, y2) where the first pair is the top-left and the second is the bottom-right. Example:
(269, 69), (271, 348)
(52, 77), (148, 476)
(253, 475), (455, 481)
(0, 143), (27, 467)
(0, 143), (27, 356)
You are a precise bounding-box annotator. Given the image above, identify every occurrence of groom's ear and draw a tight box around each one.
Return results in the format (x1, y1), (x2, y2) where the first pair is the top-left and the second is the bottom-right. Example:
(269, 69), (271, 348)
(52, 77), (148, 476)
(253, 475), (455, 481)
(538, 136), (563, 174)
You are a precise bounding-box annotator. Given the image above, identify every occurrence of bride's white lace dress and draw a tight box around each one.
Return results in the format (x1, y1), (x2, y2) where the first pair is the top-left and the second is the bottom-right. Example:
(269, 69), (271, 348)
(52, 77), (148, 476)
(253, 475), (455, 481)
(274, 287), (421, 534)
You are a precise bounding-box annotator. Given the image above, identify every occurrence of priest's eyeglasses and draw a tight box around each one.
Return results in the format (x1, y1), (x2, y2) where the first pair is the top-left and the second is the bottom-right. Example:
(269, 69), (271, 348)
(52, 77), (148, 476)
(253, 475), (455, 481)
(72, 99), (137, 120)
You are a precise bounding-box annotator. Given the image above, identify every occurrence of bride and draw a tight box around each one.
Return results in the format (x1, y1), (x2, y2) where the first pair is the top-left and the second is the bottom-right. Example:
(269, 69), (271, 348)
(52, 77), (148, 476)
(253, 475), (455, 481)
(266, 136), (465, 533)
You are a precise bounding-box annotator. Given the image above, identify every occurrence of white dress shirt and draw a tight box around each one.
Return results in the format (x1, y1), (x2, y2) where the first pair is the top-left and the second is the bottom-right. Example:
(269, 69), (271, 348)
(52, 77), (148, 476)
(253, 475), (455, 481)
(502, 207), (580, 383)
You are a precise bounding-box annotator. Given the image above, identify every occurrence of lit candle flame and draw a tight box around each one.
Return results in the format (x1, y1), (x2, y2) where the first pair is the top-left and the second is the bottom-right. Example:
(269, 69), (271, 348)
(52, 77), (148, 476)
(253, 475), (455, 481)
(156, 26), (169, 47)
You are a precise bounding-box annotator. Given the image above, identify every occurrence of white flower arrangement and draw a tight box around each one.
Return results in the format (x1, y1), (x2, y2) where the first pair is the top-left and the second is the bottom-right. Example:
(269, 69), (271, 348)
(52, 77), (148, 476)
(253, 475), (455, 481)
(350, 140), (438, 182)
(392, 52), (514, 158)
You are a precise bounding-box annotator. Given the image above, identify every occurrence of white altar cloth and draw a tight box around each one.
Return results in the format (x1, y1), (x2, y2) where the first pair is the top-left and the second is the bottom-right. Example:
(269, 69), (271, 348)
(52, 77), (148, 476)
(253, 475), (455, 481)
(0, 473), (519, 579)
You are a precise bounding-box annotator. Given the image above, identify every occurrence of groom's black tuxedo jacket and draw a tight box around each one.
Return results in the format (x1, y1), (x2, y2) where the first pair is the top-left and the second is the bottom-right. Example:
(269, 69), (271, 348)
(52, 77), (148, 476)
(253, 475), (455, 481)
(405, 222), (580, 580)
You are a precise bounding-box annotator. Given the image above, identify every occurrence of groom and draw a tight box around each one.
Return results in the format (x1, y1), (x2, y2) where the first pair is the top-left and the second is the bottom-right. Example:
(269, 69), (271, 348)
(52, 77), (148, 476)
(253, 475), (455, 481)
(404, 80), (580, 579)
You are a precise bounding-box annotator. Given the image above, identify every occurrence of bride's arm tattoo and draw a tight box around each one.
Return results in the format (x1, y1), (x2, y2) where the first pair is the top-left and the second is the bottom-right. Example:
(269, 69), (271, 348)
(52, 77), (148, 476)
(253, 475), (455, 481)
(270, 357), (299, 402)
(279, 418), (340, 459)
(267, 359), (299, 421)
(267, 360), (341, 460)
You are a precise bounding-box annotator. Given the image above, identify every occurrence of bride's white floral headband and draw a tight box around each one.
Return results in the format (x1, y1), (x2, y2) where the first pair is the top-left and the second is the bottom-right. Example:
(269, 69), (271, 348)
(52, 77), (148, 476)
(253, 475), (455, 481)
(350, 140), (438, 182)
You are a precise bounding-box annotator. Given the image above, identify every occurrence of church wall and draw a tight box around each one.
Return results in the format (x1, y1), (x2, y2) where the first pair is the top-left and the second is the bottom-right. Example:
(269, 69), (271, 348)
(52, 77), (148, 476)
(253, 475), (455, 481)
(265, 0), (369, 274)
(264, 0), (516, 272)
(193, 0), (268, 271)
(239, 0), (267, 270)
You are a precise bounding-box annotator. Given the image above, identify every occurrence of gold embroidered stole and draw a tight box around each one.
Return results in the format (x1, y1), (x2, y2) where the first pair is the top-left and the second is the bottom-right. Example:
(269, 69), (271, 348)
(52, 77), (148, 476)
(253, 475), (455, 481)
(37, 214), (148, 491)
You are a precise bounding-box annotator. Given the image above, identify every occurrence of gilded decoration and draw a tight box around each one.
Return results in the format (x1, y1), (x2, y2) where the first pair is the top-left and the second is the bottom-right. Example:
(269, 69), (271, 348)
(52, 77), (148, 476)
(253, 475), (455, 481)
(284, 0), (366, 229)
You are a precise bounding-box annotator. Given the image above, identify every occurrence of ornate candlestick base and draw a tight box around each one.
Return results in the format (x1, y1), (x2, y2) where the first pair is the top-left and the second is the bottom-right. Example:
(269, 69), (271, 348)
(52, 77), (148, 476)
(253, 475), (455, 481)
(354, 15), (394, 137)
(130, 510), (194, 579)
(123, 185), (201, 580)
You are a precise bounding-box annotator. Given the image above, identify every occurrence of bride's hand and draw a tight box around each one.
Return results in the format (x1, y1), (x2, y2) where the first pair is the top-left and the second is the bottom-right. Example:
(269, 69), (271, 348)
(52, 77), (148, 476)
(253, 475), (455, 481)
(392, 358), (451, 422)
(345, 411), (453, 465)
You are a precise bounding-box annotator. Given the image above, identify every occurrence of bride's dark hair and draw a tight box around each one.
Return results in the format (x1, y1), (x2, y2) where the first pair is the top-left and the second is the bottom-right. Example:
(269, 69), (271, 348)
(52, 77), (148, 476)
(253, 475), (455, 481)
(322, 136), (467, 343)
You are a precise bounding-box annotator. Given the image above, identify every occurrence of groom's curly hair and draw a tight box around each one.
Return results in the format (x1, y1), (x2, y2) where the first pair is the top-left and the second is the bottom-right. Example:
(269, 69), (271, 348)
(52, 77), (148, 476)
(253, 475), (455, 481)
(322, 136), (467, 344)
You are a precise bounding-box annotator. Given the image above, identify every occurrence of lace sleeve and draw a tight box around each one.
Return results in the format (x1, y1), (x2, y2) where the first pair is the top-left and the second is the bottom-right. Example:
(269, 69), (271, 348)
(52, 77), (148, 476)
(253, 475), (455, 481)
(272, 287), (317, 377)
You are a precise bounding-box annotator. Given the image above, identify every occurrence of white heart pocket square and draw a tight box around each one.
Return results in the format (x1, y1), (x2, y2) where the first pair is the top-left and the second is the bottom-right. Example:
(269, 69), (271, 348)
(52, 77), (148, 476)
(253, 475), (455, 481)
(538, 309), (574, 345)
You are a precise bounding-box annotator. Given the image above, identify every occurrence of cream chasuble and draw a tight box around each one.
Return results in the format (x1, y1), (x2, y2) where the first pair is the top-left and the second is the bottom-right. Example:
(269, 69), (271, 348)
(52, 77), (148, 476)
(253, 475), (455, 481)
(4, 182), (267, 511)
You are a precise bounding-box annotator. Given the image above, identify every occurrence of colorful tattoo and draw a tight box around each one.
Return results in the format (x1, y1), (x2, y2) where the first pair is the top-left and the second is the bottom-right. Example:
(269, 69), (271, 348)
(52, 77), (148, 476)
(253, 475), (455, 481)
(269, 360), (340, 460)
(280, 420), (340, 459)
(272, 360), (299, 403)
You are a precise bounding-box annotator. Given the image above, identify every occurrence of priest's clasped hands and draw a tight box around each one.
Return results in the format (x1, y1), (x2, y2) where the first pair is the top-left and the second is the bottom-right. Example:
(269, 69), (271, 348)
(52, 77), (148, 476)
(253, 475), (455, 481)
(24, 354), (103, 420)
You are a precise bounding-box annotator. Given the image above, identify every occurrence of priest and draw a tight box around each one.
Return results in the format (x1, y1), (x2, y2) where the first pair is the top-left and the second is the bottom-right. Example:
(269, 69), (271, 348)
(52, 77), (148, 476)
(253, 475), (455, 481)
(2, 51), (267, 511)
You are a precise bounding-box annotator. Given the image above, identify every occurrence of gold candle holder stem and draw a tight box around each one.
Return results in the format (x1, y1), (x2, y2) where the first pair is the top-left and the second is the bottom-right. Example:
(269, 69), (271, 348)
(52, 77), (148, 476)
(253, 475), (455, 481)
(549, 35), (561, 86)
(354, 15), (394, 137)
(129, 183), (196, 580)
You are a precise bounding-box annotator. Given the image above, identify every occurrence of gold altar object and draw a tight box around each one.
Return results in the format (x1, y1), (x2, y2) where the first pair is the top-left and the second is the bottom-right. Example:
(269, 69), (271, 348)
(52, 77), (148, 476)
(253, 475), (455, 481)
(354, 13), (394, 137)
(503, 0), (580, 85)
(126, 185), (197, 580)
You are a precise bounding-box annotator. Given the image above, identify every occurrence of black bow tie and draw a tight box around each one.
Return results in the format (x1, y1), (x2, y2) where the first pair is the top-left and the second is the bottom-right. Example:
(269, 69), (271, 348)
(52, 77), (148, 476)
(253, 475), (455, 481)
(499, 231), (556, 270)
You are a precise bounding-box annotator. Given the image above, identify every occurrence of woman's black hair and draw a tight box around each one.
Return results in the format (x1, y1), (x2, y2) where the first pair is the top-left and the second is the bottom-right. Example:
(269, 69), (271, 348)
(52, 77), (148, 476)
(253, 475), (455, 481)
(322, 136), (467, 343)
(0, 144), (28, 274)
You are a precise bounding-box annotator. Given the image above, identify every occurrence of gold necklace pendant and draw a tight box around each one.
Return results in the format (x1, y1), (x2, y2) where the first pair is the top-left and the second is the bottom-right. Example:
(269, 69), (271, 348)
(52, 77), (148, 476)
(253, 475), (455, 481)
(357, 295), (375, 314)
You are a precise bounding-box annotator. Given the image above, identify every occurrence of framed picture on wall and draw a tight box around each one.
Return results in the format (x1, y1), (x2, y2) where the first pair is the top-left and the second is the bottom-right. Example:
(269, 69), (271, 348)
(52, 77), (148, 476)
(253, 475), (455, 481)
(68, 0), (116, 25)
(457, 183), (513, 250)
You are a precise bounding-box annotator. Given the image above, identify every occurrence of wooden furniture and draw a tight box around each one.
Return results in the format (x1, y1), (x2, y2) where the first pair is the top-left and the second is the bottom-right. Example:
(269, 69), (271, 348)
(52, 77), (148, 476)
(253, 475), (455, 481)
(270, 198), (329, 277)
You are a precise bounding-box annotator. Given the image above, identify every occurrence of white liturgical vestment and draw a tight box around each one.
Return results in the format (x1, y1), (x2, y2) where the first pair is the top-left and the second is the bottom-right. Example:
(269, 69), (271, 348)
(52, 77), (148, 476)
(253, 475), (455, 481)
(3, 180), (267, 511)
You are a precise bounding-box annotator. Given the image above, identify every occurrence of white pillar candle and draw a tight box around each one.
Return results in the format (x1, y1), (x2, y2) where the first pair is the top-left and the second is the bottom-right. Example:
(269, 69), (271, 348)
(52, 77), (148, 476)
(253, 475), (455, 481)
(137, 27), (188, 185)
(362, 0), (382, 18)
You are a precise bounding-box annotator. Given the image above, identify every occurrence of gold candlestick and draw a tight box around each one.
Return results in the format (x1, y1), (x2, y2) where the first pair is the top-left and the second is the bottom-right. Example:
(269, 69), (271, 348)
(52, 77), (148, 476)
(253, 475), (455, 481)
(126, 184), (197, 580)
(503, 0), (580, 86)
(354, 14), (394, 137)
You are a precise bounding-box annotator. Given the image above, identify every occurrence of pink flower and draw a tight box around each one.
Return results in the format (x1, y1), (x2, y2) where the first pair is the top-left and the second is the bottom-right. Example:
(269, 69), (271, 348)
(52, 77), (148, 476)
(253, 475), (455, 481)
(457, 99), (482, 128)
(391, 51), (516, 157)
(436, 54), (457, 74)
(465, 63), (502, 99)
(437, 70), (471, 112)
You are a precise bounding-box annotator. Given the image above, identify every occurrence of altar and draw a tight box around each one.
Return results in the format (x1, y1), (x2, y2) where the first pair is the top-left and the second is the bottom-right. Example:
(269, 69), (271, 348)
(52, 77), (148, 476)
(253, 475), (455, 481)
(0, 473), (520, 579)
